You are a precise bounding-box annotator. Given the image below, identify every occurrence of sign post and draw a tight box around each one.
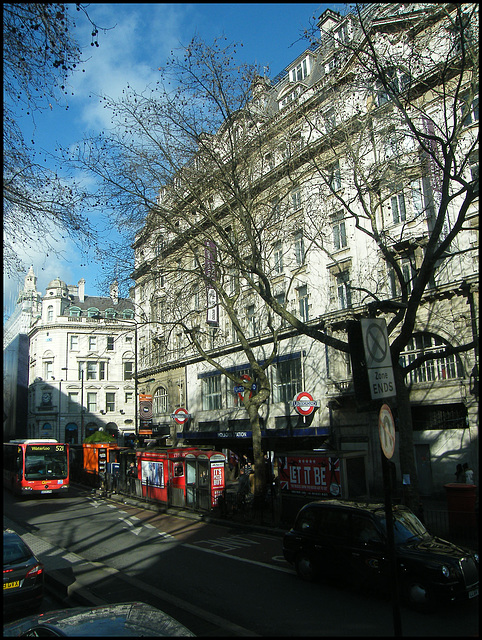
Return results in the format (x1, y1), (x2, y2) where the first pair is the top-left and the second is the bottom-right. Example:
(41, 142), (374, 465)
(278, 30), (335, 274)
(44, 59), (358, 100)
(361, 318), (396, 401)
(379, 404), (402, 637)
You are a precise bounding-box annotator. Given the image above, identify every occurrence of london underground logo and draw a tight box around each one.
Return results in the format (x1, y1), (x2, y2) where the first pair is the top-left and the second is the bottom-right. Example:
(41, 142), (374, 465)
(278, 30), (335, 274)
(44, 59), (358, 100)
(172, 407), (190, 425)
(292, 391), (319, 416)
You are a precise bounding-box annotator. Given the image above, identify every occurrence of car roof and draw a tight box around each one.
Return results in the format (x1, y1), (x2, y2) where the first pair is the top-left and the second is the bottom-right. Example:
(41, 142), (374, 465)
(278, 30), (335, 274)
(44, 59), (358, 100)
(3, 602), (195, 637)
(299, 500), (392, 514)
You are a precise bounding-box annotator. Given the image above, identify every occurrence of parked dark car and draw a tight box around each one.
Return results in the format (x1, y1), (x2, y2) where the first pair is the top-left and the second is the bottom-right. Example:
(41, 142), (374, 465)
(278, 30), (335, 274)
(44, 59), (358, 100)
(283, 500), (479, 611)
(3, 602), (195, 636)
(3, 528), (44, 614)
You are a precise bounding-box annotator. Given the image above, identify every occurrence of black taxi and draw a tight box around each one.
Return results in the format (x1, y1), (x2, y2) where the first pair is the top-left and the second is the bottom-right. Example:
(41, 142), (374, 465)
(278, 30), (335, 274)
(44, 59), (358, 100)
(283, 500), (479, 611)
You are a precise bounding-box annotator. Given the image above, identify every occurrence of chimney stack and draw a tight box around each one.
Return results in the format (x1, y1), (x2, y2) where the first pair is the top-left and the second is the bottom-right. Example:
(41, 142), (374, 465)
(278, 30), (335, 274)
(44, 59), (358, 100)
(110, 280), (119, 305)
(78, 278), (85, 303)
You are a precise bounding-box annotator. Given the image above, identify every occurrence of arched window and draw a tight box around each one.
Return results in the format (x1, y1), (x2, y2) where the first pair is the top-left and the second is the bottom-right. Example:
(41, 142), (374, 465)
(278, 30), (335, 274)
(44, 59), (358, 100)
(47, 305), (54, 322)
(69, 306), (81, 317)
(153, 386), (168, 414)
(400, 333), (464, 384)
(65, 423), (78, 444)
(87, 307), (100, 317)
(105, 308), (117, 319)
(123, 309), (134, 319)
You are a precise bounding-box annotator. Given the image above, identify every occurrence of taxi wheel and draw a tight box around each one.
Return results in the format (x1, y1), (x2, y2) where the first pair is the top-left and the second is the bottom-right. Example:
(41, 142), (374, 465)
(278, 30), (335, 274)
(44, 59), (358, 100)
(295, 552), (316, 582)
(403, 577), (436, 612)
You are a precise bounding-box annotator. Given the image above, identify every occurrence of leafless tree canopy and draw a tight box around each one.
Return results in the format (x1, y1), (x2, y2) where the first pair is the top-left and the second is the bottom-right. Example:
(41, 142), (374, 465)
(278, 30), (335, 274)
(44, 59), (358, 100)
(3, 3), (101, 276)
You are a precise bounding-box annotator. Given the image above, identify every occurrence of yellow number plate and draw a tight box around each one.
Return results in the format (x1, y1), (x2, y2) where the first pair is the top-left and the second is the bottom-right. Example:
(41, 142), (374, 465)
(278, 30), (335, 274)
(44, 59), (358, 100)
(3, 581), (20, 590)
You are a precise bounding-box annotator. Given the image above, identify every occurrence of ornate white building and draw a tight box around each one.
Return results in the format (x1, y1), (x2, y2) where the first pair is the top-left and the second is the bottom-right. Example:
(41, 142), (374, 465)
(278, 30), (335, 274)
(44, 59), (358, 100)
(26, 275), (137, 444)
(131, 3), (478, 496)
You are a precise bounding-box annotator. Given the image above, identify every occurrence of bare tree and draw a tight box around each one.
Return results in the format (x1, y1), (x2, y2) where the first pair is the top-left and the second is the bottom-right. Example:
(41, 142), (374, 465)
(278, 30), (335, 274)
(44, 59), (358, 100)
(3, 3), (103, 276)
(68, 4), (478, 510)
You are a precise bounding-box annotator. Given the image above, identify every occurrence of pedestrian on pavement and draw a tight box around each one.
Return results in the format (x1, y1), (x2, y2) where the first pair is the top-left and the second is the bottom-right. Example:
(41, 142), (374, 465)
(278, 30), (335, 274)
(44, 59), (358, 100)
(237, 467), (250, 497)
(455, 463), (465, 482)
(463, 462), (474, 484)
(127, 461), (137, 494)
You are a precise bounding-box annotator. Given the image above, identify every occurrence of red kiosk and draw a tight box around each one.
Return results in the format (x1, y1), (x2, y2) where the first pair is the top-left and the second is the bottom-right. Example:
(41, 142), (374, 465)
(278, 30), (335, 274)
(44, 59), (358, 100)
(185, 450), (226, 510)
(135, 447), (225, 510)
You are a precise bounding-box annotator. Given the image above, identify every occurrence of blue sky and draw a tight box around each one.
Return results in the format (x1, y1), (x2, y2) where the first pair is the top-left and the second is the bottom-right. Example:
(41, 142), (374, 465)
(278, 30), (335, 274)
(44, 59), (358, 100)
(4, 2), (340, 319)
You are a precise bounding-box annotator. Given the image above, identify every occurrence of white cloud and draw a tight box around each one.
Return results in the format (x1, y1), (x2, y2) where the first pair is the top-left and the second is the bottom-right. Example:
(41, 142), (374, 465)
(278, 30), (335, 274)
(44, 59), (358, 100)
(67, 3), (191, 133)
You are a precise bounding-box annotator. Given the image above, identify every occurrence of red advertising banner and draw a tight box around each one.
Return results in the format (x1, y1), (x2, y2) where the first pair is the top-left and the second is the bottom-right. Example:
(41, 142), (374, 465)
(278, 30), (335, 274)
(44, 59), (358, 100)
(210, 460), (225, 507)
(278, 455), (341, 496)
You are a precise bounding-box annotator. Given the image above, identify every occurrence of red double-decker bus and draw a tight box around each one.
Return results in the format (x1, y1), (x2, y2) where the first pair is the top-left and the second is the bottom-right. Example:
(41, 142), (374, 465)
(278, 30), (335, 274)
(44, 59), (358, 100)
(3, 439), (70, 496)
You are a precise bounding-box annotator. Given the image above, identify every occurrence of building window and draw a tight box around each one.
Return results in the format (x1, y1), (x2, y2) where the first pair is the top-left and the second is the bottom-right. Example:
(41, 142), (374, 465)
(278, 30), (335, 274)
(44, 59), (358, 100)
(264, 153), (274, 172)
(246, 305), (256, 337)
(324, 108), (336, 133)
(153, 386), (168, 414)
(70, 335), (79, 350)
(273, 357), (302, 403)
(105, 393), (115, 412)
(383, 129), (399, 159)
(202, 375), (222, 411)
(332, 213), (347, 250)
(68, 393), (79, 413)
(411, 179), (424, 215)
(69, 307), (81, 317)
(271, 197), (281, 221)
(125, 392), (133, 403)
(390, 189), (407, 224)
(469, 151), (479, 182)
(294, 231), (305, 266)
(87, 307), (99, 318)
(88, 336), (97, 350)
(123, 361), (133, 380)
(400, 333), (464, 384)
(87, 393), (97, 412)
(297, 285), (309, 322)
(328, 161), (341, 192)
(78, 361), (86, 380)
(334, 23), (348, 44)
(123, 309), (135, 319)
(99, 361), (106, 380)
(86, 362), (97, 380)
(105, 308), (117, 319)
(337, 272), (352, 309)
(273, 242), (283, 274)
(461, 90), (479, 127)
(290, 57), (309, 82)
(47, 306), (54, 322)
(389, 256), (415, 297)
(44, 361), (53, 380)
(107, 336), (115, 351)
(291, 188), (302, 212)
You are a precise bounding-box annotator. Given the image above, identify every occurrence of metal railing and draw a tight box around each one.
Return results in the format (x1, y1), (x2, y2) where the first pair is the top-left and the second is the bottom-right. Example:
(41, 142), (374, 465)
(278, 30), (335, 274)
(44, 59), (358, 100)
(85, 471), (478, 549)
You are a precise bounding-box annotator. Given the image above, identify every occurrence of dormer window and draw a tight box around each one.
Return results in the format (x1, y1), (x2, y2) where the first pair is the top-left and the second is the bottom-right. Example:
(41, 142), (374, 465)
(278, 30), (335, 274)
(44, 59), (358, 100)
(290, 56), (311, 83)
(334, 23), (349, 44)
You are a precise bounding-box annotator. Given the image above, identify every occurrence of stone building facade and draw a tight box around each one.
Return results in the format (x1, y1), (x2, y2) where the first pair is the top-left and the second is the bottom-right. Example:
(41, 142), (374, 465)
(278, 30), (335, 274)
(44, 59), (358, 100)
(131, 4), (478, 497)
(26, 276), (137, 444)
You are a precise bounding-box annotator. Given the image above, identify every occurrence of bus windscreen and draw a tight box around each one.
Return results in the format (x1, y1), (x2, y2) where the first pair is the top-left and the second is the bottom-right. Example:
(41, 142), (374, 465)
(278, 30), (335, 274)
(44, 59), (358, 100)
(25, 444), (68, 481)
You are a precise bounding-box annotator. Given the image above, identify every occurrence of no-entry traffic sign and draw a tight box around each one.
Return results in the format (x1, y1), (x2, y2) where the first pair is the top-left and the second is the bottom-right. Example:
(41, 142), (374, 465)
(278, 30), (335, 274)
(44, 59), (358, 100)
(379, 404), (396, 459)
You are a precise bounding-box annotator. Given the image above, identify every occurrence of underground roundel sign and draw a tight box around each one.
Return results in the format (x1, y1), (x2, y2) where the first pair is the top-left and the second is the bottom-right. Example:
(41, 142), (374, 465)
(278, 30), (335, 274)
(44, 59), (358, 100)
(172, 407), (190, 425)
(292, 391), (319, 417)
